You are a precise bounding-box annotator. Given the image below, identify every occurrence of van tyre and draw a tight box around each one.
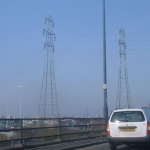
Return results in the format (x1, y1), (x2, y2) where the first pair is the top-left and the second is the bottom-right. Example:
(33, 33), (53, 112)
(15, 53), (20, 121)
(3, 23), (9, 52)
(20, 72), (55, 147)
(109, 142), (117, 150)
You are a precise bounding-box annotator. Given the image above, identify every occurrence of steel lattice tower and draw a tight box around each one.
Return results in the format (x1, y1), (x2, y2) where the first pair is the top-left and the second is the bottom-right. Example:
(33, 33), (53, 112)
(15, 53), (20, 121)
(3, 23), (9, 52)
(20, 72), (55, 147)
(116, 28), (131, 109)
(38, 15), (59, 118)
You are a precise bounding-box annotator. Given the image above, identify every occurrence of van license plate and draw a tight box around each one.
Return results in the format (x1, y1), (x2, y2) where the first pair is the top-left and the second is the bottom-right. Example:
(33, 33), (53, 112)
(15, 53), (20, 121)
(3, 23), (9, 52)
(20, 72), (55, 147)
(120, 128), (135, 132)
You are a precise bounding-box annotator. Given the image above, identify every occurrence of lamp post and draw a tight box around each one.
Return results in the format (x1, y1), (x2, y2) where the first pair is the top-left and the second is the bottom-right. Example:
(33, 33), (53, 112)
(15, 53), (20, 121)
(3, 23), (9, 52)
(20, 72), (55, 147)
(103, 0), (108, 118)
(6, 100), (8, 118)
(19, 84), (24, 118)
(6, 100), (9, 128)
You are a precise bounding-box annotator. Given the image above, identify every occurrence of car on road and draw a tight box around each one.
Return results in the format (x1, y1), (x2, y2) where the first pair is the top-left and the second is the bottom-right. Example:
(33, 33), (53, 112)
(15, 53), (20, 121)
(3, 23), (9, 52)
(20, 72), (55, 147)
(107, 107), (150, 150)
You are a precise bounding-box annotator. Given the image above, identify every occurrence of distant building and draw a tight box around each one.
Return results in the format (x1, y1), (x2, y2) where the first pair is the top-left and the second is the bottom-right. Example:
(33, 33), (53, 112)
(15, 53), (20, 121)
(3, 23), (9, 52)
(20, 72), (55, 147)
(0, 115), (5, 118)
(7, 115), (13, 119)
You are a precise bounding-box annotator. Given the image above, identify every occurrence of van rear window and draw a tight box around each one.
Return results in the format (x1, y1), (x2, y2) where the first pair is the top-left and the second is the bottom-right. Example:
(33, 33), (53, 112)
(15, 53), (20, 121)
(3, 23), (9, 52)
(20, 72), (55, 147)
(110, 111), (145, 122)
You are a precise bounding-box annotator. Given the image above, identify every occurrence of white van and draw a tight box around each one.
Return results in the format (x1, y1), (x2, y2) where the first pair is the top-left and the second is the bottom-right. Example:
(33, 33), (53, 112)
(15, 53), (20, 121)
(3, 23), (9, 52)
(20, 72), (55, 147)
(107, 107), (150, 150)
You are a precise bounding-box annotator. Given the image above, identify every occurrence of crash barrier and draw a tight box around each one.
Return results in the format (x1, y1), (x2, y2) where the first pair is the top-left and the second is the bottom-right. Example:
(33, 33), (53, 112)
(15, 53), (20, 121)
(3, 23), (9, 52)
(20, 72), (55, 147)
(0, 118), (107, 149)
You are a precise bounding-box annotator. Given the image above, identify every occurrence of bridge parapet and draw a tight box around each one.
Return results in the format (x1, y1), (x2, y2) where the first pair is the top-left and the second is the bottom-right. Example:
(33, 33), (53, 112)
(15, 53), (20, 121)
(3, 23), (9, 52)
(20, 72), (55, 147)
(0, 117), (107, 149)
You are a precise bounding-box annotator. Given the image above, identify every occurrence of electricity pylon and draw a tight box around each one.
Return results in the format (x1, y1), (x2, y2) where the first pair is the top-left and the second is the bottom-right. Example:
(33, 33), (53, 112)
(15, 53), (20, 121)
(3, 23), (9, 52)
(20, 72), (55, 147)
(38, 15), (59, 118)
(116, 28), (132, 109)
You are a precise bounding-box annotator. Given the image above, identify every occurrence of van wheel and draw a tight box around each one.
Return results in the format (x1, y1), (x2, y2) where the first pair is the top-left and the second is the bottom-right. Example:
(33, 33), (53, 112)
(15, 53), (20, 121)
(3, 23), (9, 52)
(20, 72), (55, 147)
(109, 142), (117, 150)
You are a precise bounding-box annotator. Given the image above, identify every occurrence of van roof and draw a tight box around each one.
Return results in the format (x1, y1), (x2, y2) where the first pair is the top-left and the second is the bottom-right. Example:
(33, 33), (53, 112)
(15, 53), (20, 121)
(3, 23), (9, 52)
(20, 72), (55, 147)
(113, 108), (144, 112)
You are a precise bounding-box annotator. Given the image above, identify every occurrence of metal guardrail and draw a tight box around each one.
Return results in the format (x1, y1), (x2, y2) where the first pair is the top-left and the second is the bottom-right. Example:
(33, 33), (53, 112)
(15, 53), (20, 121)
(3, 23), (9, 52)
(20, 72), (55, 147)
(0, 118), (107, 149)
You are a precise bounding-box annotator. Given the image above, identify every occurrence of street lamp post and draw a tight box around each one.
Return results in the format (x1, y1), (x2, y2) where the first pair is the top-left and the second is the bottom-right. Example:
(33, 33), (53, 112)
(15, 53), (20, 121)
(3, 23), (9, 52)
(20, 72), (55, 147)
(6, 100), (9, 128)
(19, 84), (24, 118)
(103, 0), (108, 118)
(6, 100), (8, 118)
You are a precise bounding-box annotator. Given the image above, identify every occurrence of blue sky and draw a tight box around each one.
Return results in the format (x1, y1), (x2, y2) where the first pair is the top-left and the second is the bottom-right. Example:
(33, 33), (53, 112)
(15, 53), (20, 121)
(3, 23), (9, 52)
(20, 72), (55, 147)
(0, 0), (150, 118)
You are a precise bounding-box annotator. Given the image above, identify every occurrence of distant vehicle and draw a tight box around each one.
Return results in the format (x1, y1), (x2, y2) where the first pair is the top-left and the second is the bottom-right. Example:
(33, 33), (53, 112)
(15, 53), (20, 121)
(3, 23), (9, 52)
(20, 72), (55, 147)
(107, 107), (150, 150)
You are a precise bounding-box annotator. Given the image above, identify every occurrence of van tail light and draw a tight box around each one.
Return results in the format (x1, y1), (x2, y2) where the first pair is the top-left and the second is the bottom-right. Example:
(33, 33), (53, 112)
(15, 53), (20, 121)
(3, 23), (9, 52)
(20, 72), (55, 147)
(107, 123), (110, 135)
(147, 121), (150, 134)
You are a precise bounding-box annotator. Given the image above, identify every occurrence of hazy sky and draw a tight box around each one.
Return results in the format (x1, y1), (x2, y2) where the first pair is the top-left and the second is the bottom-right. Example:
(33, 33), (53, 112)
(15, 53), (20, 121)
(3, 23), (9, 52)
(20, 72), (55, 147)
(0, 0), (150, 118)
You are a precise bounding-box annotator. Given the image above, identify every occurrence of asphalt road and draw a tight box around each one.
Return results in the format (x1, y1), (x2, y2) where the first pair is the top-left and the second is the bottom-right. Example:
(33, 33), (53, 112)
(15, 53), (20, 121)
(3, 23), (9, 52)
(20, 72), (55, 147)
(76, 143), (150, 150)
(76, 143), (126, 150)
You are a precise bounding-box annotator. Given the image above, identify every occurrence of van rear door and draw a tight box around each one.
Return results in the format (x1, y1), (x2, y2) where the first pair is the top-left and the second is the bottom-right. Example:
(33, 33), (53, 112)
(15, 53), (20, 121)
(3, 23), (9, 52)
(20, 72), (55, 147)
(109, 111), (147, 137)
